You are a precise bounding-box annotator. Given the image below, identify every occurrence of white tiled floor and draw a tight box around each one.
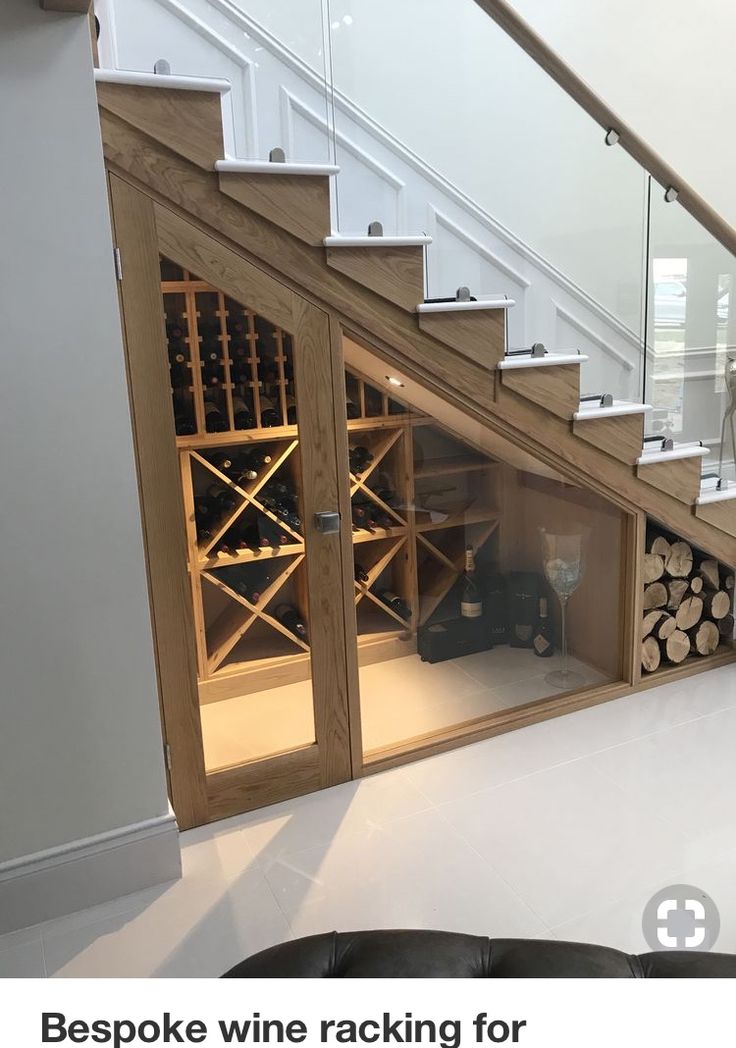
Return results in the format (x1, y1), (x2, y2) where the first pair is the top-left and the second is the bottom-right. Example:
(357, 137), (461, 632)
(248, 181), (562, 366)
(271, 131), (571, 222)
(2, 663), (736, 977)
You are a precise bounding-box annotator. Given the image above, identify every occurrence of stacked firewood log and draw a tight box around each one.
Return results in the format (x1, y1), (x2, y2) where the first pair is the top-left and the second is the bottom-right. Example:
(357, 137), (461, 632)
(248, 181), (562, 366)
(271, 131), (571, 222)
(641, 533), (734, 673)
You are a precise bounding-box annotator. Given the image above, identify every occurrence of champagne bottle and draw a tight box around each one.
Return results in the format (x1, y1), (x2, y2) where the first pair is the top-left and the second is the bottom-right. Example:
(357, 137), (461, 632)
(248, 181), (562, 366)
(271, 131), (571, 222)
(354, 563), (369, 583)
(274, 603), (308, 641)
(376, 589), (411, 621)
(460, 546), (483, 619)
(533, 597), (554, 658)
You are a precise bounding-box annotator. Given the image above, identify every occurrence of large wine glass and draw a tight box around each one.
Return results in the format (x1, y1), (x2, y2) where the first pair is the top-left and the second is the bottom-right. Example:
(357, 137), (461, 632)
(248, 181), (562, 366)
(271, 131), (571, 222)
(539, 528), (587, 689)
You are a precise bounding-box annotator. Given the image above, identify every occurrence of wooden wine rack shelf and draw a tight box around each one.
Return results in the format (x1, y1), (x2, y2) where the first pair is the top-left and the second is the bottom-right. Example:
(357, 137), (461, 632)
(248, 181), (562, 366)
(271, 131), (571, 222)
(163, 260), (503, 700)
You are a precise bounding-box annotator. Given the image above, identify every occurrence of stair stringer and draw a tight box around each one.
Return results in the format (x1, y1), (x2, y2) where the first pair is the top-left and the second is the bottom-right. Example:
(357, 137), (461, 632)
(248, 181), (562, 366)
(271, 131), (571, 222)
(98, 102), (735, 565)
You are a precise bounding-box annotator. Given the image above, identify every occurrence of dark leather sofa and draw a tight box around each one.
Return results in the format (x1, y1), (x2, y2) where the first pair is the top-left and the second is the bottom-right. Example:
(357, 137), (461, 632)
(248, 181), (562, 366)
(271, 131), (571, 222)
(223, 929), (736, 978)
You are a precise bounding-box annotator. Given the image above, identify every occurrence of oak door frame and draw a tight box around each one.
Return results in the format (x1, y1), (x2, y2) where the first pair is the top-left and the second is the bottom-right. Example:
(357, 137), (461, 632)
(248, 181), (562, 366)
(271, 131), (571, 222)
(109, 174), (354, 827)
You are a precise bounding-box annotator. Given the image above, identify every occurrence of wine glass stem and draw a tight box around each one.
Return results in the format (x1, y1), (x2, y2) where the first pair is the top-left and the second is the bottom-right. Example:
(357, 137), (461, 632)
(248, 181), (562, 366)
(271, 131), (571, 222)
(560, 596), (568, 678)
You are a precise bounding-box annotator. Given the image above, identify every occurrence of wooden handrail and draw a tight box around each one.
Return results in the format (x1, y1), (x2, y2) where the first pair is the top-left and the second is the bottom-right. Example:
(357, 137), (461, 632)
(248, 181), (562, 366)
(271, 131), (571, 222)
(472, 0), (736, 260)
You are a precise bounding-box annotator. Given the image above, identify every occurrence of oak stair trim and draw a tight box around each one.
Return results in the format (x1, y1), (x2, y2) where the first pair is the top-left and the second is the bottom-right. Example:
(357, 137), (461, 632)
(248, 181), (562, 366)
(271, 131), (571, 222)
(96, 79), (736, 559)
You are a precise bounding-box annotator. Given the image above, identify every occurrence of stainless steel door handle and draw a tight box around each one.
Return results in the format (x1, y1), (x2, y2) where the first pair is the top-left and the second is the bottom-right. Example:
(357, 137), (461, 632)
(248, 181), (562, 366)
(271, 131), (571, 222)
(314, 511), (341, 535)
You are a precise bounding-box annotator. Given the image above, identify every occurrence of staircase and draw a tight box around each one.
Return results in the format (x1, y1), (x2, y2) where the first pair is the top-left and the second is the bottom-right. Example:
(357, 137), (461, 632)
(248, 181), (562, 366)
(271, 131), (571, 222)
(96, 69), (735, 565)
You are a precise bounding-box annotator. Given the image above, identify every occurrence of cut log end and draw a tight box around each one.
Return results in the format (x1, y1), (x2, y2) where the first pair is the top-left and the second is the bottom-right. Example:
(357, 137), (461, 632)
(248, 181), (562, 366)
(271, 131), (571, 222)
(666, 541), (694, 578)
(663, 629), (690, 664)
(643, 582), (668, 611)
(703, 590), (732, 621)
(699, 559), (720, 590)
(688, 620), (720, 656)
(642, 635), (661, 673)
(675, 595), (704, 632)
(643, 553), (665, 583)
(689, 575), (704, 595)
(650, 535), (672, 558)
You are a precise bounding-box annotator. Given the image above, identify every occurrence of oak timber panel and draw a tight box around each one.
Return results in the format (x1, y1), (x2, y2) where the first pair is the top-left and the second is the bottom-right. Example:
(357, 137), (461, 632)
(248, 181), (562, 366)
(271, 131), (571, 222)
(108, 174), (208, 829)
(99, 110), (495, 412)
(500, 363), (580, 419)
(291, 300), (352, 787)
(636, 455), (702, 505)
(418, 309), (506, 368)
(572, 412), (645, 464)
(329, 319), (363, 774)
(154, 204), (295, 331)
(695, 500), (736, 539)
(206, 746), (321, 822)
(501, 469), (626, 681)
(97, 84), (224, 171)
(326, 245), (425, 312)
(219, 171), (332, 247)
(98, 115), (735, 562)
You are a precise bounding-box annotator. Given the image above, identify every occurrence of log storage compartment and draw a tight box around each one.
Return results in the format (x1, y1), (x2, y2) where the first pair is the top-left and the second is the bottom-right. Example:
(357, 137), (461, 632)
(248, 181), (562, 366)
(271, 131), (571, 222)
(641, 521), (735, 675)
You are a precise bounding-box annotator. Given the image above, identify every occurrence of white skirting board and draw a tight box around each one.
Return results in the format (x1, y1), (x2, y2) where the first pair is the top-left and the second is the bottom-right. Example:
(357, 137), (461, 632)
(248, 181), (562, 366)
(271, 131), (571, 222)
(0, 809), (181, 934)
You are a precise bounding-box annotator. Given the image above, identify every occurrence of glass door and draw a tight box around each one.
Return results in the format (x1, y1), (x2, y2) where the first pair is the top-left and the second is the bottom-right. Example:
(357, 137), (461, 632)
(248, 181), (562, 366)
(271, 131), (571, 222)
(340, 334), (628, 766)
(157, 253), (353, 819)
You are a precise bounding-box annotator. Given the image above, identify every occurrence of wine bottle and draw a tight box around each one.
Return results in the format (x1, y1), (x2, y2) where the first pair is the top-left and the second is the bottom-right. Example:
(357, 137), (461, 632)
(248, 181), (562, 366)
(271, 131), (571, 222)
(258, 517), (289, 548)
(232, 394), (255, 430)
(174, 413), (196, 436)
(349, 445), (374, 474)
(169, 350), (188, 389)
(204, 400), (228, 433)
(376, 589), (411, 621)
(351, 501), (375, 532)
(533, 597), (554, 658)
(345, 397), (361, 420)
(167, 320), (186, 344)
(241, 523), (270, 551)
(363, 387), (384, 416)
(209, 451), (233, 473)
(460, 546), (483, 619)
(354, 563), (369, 584)
(201, 349), (222, 388)
(285, 394), (297, 425)
(274, 603), (308, 641)
(351, 504), (368, 530)
(206, 484), (238, 510)
(259, 396), (281, 428)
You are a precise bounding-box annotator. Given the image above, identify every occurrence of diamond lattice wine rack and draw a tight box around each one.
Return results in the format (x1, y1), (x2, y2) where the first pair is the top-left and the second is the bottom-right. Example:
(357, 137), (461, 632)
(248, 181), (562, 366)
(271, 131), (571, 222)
(161, 257), (501, 696)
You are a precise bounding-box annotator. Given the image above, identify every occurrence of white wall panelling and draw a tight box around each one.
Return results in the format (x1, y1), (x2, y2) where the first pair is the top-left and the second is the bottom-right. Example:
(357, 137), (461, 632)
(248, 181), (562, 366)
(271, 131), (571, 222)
(100, 0), (732, 468)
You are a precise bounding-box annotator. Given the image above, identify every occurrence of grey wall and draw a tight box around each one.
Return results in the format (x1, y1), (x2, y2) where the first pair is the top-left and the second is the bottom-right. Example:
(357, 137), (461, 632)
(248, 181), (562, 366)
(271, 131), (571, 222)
(0, 0), (170, 863)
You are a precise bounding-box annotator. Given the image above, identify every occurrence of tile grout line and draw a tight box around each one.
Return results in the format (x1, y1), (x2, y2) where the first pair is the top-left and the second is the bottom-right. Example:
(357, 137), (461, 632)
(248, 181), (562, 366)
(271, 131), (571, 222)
(430, 804), (556, 936)
(410, 699), (736, 810)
